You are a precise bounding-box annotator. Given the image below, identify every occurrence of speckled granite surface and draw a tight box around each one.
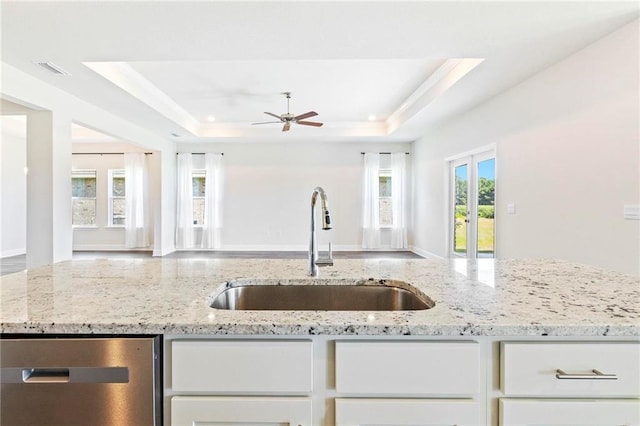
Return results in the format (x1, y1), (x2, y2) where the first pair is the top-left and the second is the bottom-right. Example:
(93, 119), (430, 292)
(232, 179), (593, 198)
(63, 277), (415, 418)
(1, 258), (638, 336)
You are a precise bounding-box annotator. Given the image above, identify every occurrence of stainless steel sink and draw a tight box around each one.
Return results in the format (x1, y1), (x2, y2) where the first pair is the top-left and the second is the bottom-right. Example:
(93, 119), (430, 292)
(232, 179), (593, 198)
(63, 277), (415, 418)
(209, 280), (434, 311)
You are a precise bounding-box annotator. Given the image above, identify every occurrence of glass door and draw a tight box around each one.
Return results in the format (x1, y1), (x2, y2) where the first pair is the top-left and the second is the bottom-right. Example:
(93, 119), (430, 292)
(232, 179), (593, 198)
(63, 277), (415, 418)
(452, 161), (469, 256)
(475, 154), (495, 257)
(450, 151), (495, 258)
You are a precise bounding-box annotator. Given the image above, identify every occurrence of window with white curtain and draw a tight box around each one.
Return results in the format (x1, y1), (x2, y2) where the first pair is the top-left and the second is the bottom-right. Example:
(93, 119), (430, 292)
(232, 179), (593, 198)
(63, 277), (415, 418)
(176, 152), (223, 249)
(362, 152), (407, 249)
(108, 169), (125, 226)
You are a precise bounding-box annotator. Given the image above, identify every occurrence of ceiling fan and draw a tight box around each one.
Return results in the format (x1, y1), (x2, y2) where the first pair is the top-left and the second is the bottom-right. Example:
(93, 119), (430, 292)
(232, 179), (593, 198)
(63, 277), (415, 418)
(252, 92), (323, 132)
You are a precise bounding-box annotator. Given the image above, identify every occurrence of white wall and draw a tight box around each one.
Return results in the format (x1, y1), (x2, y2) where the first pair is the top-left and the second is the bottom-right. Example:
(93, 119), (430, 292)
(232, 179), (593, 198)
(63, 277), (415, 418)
(0, 116), (26, 257)
(71, 143), (158, 251)
(178, 141), (412, 251)
(413, 19), (639, 275)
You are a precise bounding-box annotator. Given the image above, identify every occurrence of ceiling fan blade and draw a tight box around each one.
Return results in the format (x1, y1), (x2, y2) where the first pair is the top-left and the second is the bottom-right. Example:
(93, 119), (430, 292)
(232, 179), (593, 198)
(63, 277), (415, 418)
(252, 121), (282, 125)
(264, 112), (282, 120)
(297, 121), (324, 127)
(294, 111), (318, 121)
(282, 122), (291, 132)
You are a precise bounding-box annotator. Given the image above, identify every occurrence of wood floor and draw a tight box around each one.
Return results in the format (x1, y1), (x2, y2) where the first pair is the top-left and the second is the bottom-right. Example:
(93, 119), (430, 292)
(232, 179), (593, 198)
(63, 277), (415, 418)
(1, 250), (423, 276)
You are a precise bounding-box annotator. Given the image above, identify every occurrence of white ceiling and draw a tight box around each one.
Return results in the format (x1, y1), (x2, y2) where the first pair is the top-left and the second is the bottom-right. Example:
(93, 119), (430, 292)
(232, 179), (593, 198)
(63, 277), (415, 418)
(1, 1), (638, 144)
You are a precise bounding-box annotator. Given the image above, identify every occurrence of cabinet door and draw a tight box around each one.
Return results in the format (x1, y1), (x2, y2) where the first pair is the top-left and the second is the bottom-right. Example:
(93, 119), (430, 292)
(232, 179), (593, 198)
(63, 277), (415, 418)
(336, 341), (479, 396)
(172, 340), (313, 393)
(500, 399), (640, 425)
(335, 398), (481, 426)
(171, 396), (312, 426)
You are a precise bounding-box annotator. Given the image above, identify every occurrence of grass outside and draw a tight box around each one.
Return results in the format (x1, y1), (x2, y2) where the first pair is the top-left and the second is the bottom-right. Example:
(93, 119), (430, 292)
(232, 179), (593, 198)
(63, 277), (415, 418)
(454, 217), (495, 254)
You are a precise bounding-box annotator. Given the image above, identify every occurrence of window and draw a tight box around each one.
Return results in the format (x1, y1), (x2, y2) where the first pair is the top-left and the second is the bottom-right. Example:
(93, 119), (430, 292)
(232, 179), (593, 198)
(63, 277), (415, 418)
(192, 170), (206, 226)
(71, 170), (96, 226)
(378, 170), (392, 227)
(108, 169), (125, 226)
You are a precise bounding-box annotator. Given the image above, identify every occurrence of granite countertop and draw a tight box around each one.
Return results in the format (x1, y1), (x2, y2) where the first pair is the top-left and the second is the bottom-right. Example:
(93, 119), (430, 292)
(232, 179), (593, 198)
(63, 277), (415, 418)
(1, 257), (638, 336)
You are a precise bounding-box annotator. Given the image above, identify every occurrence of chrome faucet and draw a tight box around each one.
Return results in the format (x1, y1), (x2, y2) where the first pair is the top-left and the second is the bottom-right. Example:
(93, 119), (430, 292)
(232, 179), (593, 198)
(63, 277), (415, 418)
(309, 186), (333, 276)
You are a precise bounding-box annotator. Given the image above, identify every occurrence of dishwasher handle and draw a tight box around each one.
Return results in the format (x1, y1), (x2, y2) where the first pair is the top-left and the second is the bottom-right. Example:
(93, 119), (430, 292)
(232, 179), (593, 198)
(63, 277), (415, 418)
(1, 367), (129, 384)
(23, 368), (70, 383)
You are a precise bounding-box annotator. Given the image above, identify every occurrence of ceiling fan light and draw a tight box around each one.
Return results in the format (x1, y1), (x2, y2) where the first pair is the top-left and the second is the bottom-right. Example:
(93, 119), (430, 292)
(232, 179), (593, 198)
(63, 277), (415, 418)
(255, 92), (323, 130)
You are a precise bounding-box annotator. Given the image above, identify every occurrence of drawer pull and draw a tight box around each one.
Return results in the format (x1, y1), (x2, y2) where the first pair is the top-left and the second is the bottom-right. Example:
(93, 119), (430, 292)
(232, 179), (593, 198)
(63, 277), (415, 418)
(555, 369), (617, 380)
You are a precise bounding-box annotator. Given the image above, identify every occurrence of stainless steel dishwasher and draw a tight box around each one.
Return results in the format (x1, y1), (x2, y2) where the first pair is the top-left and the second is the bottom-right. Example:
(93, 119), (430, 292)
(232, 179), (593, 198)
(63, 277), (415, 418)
(0, 335), (162, 426)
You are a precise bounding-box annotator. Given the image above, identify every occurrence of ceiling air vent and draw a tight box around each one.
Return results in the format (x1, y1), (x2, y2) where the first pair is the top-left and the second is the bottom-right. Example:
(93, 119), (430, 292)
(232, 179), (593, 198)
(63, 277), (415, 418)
(34, 61), (71, 76)
(170, 133), (181, 137)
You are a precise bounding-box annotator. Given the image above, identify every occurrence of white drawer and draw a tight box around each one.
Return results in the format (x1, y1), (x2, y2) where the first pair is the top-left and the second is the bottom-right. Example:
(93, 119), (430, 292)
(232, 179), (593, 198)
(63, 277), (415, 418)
(500, 398), (640, 425)
(501, 342), (640, 397)
(335, 341), (479, 396)
(336, 398), (481, 425)
(171, 396), (312, 426)
(171, 340), (313, 393)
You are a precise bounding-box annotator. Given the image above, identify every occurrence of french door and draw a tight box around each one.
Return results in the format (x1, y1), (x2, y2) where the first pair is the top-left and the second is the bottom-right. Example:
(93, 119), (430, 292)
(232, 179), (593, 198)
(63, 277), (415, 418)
(450, 151), (495, 258)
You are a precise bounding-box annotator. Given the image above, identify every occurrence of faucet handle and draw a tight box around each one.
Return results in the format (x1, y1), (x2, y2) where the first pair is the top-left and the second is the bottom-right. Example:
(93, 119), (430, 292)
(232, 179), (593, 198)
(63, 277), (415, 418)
(315, 243), (334, 266)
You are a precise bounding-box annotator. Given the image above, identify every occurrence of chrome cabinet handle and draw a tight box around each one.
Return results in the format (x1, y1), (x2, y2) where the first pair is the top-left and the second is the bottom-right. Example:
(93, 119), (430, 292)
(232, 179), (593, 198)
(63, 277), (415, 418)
(555, 369), (617, 380)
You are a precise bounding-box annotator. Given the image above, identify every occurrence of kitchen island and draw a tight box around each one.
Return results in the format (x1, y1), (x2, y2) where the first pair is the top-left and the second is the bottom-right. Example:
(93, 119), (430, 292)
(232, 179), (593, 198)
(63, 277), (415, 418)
(1, 257), (638, 336)
(1, 257), (639, 425)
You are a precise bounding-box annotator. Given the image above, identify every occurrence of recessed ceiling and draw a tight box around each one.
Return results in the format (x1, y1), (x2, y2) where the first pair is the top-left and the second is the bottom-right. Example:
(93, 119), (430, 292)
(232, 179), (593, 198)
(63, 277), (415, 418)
(84, 57), (481, 137)
(129, 59), (445, 123)
(1, 1), (638, 143)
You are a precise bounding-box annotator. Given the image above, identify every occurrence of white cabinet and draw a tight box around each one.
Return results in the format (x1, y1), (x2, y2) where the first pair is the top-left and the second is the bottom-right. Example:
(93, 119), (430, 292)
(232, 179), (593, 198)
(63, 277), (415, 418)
(169, 340), (313, 426)
(500, 399), (640, 425)
(172, 340), (313, 393)
(334, 340), (482, 425)
(335, 398), (481, 426)
(166, 336), (640, 426)
(501, 342), (640, 397)
(335, 341), (480, 396)
(172, 396), (312, 426)
(499, 342), (640, 426)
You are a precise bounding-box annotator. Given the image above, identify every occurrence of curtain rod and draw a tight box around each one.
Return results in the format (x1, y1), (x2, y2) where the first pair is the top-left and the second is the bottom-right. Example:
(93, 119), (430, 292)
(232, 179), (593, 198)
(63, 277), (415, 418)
(361, 152), (410, 155)
(72, 152), (153, 155)
(176, 152), (224, 155)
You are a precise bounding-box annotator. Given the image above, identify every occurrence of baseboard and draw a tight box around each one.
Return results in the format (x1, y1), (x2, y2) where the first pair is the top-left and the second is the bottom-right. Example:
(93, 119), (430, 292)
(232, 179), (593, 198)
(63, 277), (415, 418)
(73, 245), (152, 252)
(175, 245), (417, 252)
(409, 246), (442, 259)
(1, 248), (26, 258)
(217, 245), (308, 251)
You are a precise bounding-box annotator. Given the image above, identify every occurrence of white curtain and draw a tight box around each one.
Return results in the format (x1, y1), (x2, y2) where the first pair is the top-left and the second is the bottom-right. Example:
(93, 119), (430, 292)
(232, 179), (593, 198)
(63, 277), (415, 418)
(175, 153), (194, 249)
(390, 152), (408, 248)
(201, 153), (223, 249)
(362, 152), (381, 248)
(124, 152), (149, 248)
